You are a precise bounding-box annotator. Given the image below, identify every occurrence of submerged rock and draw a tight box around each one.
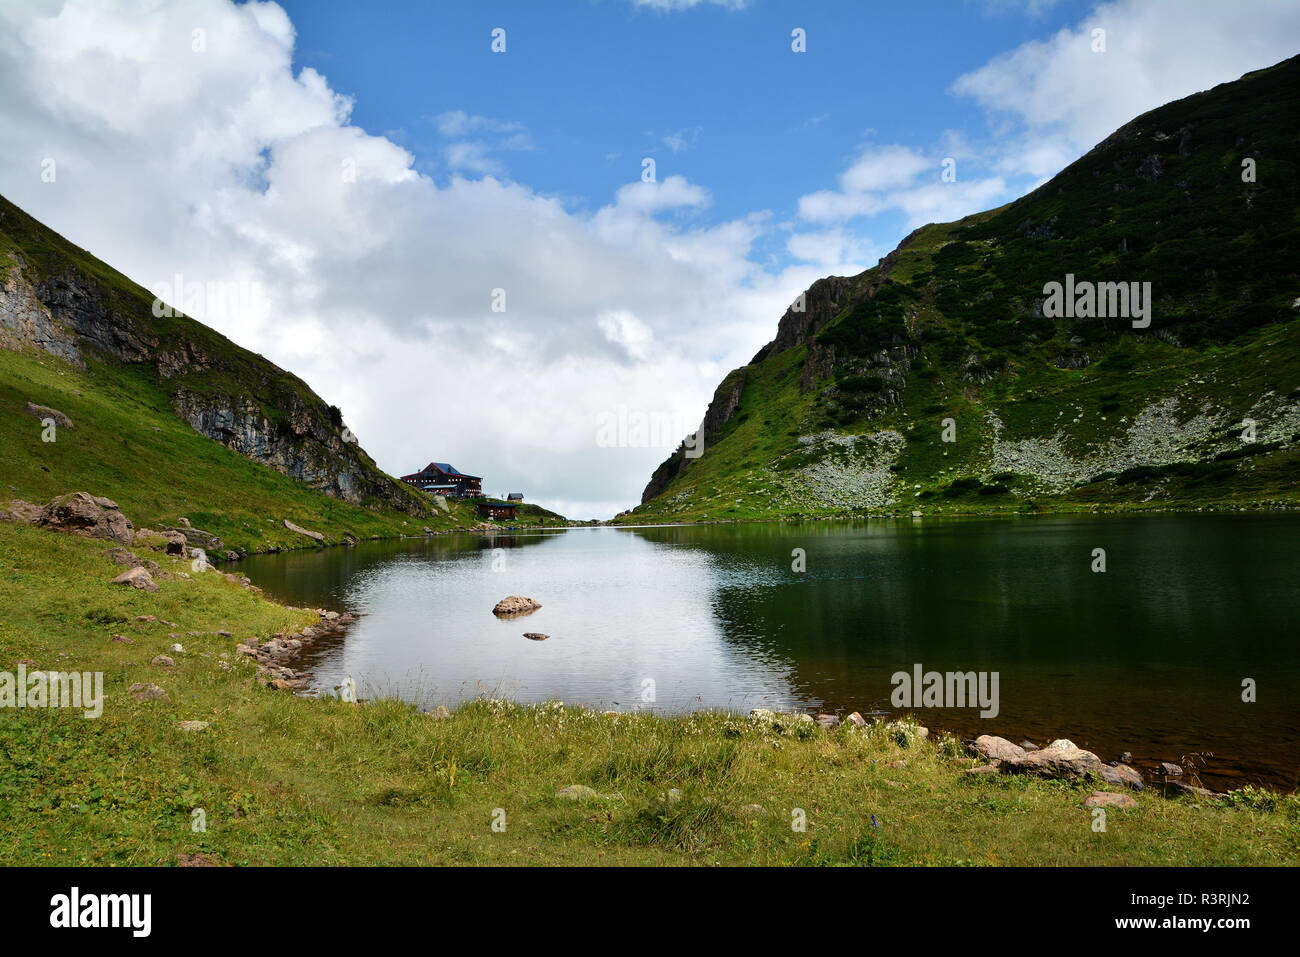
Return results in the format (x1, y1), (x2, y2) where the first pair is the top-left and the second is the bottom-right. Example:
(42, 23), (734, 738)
(523, 632), (549, 641)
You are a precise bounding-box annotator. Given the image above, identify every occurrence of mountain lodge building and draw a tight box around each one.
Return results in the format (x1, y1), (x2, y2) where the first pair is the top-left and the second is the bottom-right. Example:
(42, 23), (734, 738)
(400, 462), (483, 498)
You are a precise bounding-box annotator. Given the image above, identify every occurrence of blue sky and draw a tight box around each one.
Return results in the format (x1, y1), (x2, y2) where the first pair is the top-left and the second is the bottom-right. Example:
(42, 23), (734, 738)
(281, 0), (1093, 268)
(2, 0), (1296, 517)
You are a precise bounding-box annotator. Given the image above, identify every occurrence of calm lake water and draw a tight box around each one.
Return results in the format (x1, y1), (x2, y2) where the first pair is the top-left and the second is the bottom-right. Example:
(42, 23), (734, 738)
(238, 515), (1300, 791)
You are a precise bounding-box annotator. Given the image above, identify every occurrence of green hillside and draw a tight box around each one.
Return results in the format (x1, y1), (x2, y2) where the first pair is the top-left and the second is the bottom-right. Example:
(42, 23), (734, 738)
(628, 55), (1300, 523)
(0, 196), (478, 553)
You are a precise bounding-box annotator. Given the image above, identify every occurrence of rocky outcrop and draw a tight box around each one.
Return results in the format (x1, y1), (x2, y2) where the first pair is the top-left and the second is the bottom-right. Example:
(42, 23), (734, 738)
(35, 272), (156, 363)
(172, 389), (422, 512)
(799, 341), (837, 392)
(0, 263), (81, 365)
(773, 275), (856, 353)
(39, 492), (134, 545)
(770, 226), (923, 357)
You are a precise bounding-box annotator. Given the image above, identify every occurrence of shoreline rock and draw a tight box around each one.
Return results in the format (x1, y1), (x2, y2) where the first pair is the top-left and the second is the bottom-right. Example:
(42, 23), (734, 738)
(282, 518), (324, 543)
(235, 607), (357, 691)
(968, 734), (1145, 790)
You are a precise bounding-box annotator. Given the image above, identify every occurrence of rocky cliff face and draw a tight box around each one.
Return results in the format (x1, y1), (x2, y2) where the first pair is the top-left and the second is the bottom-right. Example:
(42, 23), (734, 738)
(638, 225), (925, 505)
(772, 276), (856, 353)
(0, 262), (82, 366)
(0, 196), (428, 516)
(640, 369), (747, 504)
(171, 389), (411, 508)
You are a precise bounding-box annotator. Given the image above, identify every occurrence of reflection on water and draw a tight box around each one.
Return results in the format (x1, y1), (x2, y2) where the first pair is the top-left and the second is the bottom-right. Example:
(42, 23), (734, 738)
(238, 515), (1300, 791)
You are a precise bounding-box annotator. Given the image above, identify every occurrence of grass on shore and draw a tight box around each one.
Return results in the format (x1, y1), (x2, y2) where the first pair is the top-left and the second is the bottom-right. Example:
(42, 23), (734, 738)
(1, 520), (1297, 866)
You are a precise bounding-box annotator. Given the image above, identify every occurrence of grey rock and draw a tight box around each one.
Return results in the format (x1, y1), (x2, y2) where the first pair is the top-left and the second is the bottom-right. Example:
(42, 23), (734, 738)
(1085, 792), (1137, 809)
(1, 499), (43, 524)
(25, 401), (73, 429)
(128, 682), (170, 702)
(283, 518), (324, 543)
(972, 735), (1026, 762)
(1100, 762), (1145, 791)
(1000, 744), (1142, 791)
(41, 492), (134, 545)
(111, 566), (158, 592)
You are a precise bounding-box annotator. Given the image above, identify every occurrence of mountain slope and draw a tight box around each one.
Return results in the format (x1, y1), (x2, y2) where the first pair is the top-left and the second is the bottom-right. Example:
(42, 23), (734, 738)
(0, 195), (477, 553)
(630, 55), (1300, 522)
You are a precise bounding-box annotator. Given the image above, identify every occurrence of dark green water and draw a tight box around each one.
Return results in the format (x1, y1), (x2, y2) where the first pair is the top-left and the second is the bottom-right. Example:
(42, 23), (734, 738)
(237, 514), (1300, 791)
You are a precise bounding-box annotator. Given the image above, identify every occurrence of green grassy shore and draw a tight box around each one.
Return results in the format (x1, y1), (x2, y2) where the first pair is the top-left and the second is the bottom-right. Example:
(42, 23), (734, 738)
(1, 520), (1296, 867)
